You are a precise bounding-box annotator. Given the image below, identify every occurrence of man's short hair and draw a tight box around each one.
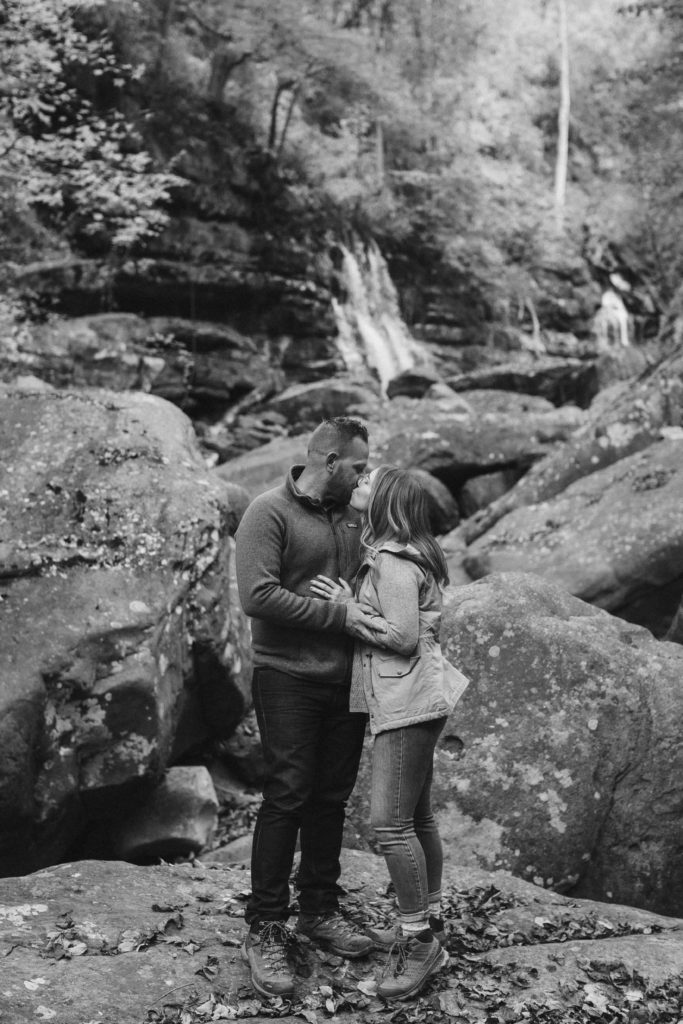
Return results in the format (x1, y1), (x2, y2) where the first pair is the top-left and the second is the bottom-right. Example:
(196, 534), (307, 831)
(307, 417), (368, 456)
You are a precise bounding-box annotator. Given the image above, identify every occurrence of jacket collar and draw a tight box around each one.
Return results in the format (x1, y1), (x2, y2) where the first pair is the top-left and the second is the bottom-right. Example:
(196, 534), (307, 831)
(362, 540), (425, 569)
(286, 465), (341, 512)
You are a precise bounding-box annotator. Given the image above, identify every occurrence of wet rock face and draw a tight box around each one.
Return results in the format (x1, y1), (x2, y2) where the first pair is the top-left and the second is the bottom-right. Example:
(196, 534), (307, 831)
(0, 386), (251, 876)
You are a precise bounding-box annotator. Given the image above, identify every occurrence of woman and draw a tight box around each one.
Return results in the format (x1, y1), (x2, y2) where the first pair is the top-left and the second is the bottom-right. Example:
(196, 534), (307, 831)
(310, 466), (468, 1001)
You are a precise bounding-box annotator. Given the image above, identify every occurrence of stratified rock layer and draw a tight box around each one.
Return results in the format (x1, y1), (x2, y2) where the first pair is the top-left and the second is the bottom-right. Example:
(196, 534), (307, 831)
(462, 342), (683, 543)
(463, 437), (683, 636)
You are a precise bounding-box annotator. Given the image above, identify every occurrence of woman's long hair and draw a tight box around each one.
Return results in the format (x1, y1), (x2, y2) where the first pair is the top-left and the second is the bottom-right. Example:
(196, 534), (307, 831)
(362, 466), (449, 586)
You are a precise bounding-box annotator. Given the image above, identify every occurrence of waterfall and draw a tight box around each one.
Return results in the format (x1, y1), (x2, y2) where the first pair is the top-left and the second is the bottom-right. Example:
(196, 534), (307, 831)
(332, 239), (432, 393)
(593, 288), (631, 350)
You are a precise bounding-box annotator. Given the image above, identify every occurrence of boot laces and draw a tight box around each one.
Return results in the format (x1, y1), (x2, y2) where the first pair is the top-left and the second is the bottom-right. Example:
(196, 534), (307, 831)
(386, 939), (411, 977)
(259, 921), (292, 971)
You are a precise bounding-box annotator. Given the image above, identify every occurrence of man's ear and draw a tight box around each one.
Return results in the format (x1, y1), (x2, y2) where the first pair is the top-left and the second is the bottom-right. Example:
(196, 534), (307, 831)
(325, 451), (338, 473)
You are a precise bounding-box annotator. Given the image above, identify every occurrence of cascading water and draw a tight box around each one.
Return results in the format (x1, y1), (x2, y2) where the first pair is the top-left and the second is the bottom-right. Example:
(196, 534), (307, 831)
(593, 287), (631, 350)
(332, 239), (432, 392)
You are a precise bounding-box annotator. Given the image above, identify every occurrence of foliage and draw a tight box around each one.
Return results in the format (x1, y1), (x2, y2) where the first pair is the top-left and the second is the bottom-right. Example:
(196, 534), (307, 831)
(613, 0), (683, 301)
(0, 0), (185, 254)
(3, 0), (682, 327)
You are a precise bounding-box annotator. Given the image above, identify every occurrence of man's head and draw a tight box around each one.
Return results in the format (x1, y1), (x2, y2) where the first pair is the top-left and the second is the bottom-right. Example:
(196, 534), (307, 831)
(305, 417), (369, 506)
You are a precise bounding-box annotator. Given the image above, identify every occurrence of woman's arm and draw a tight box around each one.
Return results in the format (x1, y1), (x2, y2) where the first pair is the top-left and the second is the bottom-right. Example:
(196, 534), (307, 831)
(372, 554), (421, 655)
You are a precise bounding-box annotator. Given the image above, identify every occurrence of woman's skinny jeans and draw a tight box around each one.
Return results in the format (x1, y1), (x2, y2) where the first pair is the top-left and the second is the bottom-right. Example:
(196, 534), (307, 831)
(371, 716), (447, 924)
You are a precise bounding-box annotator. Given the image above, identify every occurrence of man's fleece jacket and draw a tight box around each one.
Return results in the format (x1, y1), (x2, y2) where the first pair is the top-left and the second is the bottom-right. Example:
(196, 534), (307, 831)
(235, 467), (363, 684)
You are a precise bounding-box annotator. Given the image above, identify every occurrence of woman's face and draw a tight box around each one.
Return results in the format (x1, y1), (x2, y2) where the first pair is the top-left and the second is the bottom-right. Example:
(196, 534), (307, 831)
(350, 467), (379, 512)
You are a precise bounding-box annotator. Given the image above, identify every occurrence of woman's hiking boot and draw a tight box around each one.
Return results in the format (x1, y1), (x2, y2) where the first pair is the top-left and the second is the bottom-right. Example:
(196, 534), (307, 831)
(241, 921), (295, 999)
(296, 910), (374, 958)
(367, 916), (448, 950)
(377, 931), (449, 1001)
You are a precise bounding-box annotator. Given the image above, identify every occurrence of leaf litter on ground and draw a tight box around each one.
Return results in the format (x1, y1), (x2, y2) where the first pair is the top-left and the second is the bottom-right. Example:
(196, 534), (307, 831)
(141, 881), (683, 1024)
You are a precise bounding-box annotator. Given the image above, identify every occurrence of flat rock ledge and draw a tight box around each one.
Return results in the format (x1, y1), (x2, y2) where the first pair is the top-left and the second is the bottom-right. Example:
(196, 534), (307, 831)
(1, 851), (682, 1024)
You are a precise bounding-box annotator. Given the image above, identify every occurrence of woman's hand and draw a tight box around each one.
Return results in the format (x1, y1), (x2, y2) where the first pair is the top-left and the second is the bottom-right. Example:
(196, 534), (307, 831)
(310, 575), (354, 603)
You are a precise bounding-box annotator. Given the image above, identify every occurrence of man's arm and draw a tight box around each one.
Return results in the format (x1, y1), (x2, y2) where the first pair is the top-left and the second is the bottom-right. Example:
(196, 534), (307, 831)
(344, 601), (388, 645)
(235, 496), (348, 632)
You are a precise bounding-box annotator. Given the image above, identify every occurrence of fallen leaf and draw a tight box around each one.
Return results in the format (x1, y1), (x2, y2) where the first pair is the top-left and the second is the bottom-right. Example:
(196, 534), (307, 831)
(195, 954), (219, 980)
(298, 1010), (318, 1024)
(212, 1003), (237, 1020)
(438, 990), (464, 1016)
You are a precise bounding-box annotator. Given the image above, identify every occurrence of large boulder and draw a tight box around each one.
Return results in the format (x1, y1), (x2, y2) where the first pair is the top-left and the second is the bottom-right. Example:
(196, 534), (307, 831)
(446, 355), (599, 408)
(111, 766), (219, 862)
(350, 573), (683, 915)
(214, 390), (584, 510)
(462, 340), (683, 543)
(370, 391), (584, 493)
(0, 385), (251, 875)
(264, 379), (377, 430)
(214, 434), (306, 497)
(462, 436), (683, 636)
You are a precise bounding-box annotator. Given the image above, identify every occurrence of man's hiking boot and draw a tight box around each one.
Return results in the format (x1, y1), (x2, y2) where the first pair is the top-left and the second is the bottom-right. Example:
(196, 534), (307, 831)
(241, 921), (295, 999)
(377, 932), (449, 1001)
(297, 910), (374, 958)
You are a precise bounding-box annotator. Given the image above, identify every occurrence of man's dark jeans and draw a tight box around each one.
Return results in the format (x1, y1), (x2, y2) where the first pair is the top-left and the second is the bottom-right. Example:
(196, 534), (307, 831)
(245, 667), (367, 927)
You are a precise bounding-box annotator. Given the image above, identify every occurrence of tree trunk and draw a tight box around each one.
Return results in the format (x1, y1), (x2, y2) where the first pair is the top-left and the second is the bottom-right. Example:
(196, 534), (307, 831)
(375, 120), (385, 187)
(154, 0), (177, 79)
(554, 0), (570, 231)
(276, 84), (301, 160)
(268, 83), (288, 152)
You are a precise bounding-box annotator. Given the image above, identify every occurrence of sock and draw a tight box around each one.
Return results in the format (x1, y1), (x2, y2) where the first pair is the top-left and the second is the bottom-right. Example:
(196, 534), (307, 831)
(428, 896), (442, 919)
(400, 918), (429, 938)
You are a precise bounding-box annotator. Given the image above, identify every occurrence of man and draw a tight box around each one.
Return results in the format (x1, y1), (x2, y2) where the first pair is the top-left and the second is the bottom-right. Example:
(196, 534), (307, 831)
(234, 417), (383, 999)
